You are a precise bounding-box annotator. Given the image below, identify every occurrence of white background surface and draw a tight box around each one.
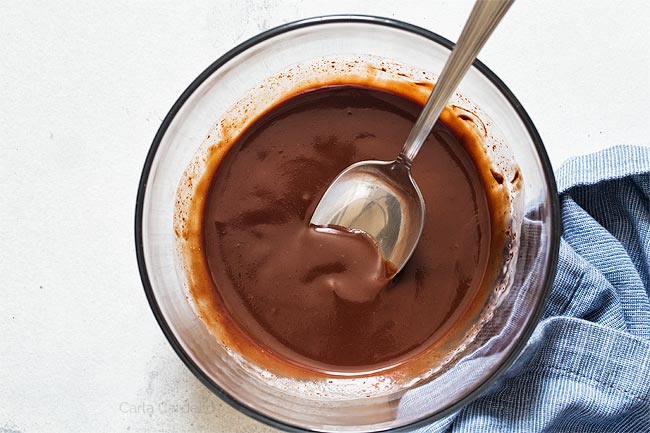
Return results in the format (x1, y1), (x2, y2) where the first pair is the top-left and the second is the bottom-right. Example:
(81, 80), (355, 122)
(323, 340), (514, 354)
(1, 1), (649, 432)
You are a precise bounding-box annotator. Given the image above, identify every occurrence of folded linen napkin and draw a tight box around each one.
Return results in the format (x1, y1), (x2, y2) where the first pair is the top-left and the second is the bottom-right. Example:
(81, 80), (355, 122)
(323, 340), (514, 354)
(419, 145), (650, 433)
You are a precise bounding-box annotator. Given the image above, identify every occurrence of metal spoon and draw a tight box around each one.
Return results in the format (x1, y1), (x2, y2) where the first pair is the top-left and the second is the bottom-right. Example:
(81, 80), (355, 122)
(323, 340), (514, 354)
(310, 0), (514, 274)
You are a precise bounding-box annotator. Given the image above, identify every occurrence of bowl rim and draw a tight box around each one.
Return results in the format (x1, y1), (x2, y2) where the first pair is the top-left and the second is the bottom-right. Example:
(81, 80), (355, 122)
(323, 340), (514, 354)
(135, 14), (561, 433)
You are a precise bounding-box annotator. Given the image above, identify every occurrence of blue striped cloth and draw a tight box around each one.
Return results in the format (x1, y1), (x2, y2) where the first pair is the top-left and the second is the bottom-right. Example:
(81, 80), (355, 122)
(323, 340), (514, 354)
(420, 145), (650, 432)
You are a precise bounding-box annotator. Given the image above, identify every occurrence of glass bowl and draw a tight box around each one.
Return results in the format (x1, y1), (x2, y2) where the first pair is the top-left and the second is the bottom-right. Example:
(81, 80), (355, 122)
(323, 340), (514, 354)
(135, 15), (560, 432)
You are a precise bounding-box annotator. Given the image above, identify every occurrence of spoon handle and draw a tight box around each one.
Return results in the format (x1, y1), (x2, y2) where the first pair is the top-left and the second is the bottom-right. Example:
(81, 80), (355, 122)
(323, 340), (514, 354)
(398, 0), (514, 165)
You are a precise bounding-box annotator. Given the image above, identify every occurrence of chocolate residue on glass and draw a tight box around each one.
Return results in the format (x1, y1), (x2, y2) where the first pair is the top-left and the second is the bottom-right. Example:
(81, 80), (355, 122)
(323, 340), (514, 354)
(178, 77), (512, 378)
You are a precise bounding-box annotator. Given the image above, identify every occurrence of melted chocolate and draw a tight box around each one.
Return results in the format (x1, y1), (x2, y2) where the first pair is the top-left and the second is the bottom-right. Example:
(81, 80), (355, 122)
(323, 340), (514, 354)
(201, 86), (491, 371)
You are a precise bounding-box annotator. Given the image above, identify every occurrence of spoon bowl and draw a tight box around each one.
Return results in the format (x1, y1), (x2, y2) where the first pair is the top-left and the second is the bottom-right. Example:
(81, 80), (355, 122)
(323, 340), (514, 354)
(310, 159), (425, 274)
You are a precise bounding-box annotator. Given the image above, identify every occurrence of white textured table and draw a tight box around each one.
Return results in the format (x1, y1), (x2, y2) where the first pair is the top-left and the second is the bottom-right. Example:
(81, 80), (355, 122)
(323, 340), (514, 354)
(1, 1), (649, 432)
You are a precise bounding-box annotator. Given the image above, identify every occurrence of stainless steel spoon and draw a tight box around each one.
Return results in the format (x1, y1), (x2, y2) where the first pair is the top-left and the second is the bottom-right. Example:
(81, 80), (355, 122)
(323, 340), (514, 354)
(310, 0), (514, 274)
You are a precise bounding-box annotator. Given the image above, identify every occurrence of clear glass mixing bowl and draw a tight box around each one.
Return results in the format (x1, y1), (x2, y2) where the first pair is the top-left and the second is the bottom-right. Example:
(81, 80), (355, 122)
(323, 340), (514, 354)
(135, 16), (560, 432)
